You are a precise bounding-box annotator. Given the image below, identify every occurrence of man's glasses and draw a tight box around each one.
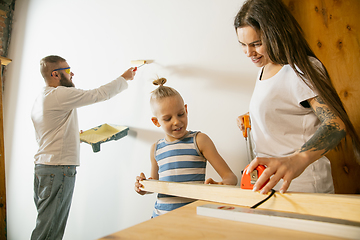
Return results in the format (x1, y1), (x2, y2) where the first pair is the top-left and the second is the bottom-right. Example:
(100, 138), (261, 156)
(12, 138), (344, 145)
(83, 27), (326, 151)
(51, 67), (71, 76)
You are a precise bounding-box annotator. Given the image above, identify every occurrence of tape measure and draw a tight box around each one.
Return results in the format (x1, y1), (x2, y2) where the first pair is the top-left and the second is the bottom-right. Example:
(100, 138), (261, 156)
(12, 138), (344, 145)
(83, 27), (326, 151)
(240, 164), (268, 190)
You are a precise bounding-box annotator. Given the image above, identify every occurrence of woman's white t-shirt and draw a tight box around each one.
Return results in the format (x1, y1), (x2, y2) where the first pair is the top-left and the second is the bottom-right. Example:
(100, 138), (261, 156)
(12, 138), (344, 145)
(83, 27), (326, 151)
(249, 59), (334, 193)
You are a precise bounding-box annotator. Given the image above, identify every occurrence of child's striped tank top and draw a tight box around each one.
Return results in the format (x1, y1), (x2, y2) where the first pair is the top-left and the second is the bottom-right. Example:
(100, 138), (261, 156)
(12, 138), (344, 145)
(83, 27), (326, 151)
(152, 131), (206, 217)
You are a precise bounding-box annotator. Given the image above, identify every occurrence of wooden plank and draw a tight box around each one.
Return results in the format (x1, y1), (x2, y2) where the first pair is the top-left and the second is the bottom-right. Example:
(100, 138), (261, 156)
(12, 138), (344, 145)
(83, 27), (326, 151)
(140, 180), (360, 222)
(197, 204), (360, 239)
(99, 200), (345, 240)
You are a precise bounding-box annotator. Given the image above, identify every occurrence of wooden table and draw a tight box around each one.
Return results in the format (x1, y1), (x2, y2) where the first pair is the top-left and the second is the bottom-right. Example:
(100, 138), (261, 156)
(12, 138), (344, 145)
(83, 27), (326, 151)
(98, 200), (348, 240)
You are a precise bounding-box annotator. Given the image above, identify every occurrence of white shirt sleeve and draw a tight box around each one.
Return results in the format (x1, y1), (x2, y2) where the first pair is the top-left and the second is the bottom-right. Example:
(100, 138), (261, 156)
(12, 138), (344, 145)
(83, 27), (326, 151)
(55, 76), (128, 110)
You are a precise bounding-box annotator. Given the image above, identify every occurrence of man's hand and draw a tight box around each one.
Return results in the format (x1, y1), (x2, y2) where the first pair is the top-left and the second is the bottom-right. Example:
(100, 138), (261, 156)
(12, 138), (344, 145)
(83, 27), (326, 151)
(121, 67), (136, 81)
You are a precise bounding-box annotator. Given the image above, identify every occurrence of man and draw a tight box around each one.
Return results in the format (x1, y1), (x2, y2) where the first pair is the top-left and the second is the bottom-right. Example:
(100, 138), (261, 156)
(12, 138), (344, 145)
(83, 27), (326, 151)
(31, 55), (136, 239)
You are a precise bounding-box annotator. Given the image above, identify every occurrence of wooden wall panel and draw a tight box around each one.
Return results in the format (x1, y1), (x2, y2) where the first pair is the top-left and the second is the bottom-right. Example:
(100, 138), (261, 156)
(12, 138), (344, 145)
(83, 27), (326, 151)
(282, 0), (360, 193)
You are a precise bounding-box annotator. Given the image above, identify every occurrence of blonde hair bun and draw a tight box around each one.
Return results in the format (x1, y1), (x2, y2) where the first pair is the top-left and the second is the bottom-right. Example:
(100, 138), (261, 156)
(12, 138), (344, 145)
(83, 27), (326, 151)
(153, 77), (167, 86)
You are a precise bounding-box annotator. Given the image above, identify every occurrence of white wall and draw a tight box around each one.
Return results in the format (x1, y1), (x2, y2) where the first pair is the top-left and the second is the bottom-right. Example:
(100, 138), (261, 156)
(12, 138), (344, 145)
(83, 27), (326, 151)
(3, 0), (258, 239)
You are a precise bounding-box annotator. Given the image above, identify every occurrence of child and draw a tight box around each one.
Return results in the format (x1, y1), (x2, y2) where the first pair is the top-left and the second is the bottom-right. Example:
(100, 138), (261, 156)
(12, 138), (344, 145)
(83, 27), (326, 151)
(135, 77), (237, 218)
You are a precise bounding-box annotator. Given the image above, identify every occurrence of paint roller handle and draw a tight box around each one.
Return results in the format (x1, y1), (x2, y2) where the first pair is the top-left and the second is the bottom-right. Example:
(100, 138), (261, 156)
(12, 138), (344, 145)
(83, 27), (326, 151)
(132, 63), (146, 72)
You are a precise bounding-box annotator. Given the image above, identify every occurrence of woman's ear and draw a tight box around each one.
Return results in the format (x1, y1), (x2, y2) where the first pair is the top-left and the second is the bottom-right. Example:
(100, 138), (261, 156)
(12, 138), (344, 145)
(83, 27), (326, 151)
(151, 117), (161, 127)
(185, 104), (188, 113)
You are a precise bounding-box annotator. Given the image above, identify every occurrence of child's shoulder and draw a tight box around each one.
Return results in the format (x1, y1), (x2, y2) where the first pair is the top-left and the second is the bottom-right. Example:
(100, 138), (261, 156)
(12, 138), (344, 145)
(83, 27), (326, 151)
(189, 131), (208, 140)
(194, 131), (216, 153)
(194, 131), (212, 143)
(196, 131), (209, 138)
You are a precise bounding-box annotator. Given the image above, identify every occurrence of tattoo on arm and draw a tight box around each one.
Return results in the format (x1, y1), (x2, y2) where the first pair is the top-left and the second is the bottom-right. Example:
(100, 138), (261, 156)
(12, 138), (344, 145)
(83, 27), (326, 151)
(300, 123), (346, 154)
(311, 97), (336, 122)
(300, 97), (346, 154)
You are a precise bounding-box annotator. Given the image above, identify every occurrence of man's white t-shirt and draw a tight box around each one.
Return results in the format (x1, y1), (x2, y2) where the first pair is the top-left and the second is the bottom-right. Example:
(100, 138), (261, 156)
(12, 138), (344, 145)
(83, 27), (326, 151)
(31, 76), (128, 166)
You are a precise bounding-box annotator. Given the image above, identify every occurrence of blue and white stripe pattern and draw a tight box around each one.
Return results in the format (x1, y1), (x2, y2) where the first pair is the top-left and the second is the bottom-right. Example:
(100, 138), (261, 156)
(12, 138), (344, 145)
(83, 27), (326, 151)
(152, 131), (206, 218)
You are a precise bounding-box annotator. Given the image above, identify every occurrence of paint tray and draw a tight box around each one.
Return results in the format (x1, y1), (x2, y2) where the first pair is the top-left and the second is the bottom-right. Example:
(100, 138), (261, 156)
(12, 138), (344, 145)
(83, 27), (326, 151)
(80, 123), (129, 152)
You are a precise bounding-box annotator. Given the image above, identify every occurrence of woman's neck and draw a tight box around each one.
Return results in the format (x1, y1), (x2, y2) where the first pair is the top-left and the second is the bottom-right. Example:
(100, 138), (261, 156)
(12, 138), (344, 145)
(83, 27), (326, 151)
(260, 63), (283, 80)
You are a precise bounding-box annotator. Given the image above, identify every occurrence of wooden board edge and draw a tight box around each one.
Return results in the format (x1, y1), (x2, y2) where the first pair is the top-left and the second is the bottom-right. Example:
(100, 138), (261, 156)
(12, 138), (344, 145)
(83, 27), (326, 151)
(140, 180), (360, 222)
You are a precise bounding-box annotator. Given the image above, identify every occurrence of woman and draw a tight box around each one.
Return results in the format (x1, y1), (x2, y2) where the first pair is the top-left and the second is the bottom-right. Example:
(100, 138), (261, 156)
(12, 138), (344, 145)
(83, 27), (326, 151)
(234, 0), (360, 194)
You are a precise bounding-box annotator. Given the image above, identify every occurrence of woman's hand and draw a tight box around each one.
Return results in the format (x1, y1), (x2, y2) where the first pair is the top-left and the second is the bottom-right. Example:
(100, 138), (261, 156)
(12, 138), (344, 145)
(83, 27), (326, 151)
(247, 152), (310, 194)
(236, 112), (249, 132)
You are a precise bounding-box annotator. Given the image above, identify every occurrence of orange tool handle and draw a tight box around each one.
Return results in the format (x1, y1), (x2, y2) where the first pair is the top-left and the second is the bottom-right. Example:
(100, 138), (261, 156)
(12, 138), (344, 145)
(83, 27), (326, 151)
(242, 115), (251, 138)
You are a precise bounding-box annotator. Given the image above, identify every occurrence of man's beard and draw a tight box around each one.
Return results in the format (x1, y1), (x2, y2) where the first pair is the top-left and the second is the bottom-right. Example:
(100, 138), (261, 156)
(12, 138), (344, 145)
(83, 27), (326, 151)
(59, 73), (75, 87)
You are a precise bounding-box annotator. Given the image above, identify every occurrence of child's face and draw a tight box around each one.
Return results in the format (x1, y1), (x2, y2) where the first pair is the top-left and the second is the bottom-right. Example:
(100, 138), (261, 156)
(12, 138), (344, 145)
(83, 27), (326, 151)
(151, 95), (188, 142)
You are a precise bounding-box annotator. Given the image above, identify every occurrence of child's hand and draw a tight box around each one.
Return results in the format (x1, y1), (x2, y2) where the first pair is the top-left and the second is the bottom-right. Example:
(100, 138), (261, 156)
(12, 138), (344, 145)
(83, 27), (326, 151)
(134, 172), (148, 195)
(205, 178), (224, 185)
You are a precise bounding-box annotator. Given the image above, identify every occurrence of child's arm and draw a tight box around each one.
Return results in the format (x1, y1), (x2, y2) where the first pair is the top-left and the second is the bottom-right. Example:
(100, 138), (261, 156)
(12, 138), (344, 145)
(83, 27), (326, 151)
(134, 143), (159, 195)
(149, 143), (160, 180)
(196, 132), (238, 185)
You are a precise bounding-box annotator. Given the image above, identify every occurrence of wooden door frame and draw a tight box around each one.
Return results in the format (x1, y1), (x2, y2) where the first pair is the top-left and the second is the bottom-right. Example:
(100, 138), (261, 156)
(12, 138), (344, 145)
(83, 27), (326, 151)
(0, 56), (12, 240)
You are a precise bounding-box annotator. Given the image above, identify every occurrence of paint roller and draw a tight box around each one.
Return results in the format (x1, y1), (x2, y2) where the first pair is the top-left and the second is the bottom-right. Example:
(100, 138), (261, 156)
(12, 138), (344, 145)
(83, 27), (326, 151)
(131, 60), (148, 71)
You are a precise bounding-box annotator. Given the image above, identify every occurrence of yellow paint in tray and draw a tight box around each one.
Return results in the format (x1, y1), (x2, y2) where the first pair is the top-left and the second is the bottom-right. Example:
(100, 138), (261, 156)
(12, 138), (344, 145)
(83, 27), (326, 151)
(80, 123), (129, 152)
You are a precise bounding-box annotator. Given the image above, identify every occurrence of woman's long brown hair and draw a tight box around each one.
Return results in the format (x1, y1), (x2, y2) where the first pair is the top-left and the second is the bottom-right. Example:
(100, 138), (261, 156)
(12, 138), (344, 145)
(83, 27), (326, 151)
(234, 0), (360, 161)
